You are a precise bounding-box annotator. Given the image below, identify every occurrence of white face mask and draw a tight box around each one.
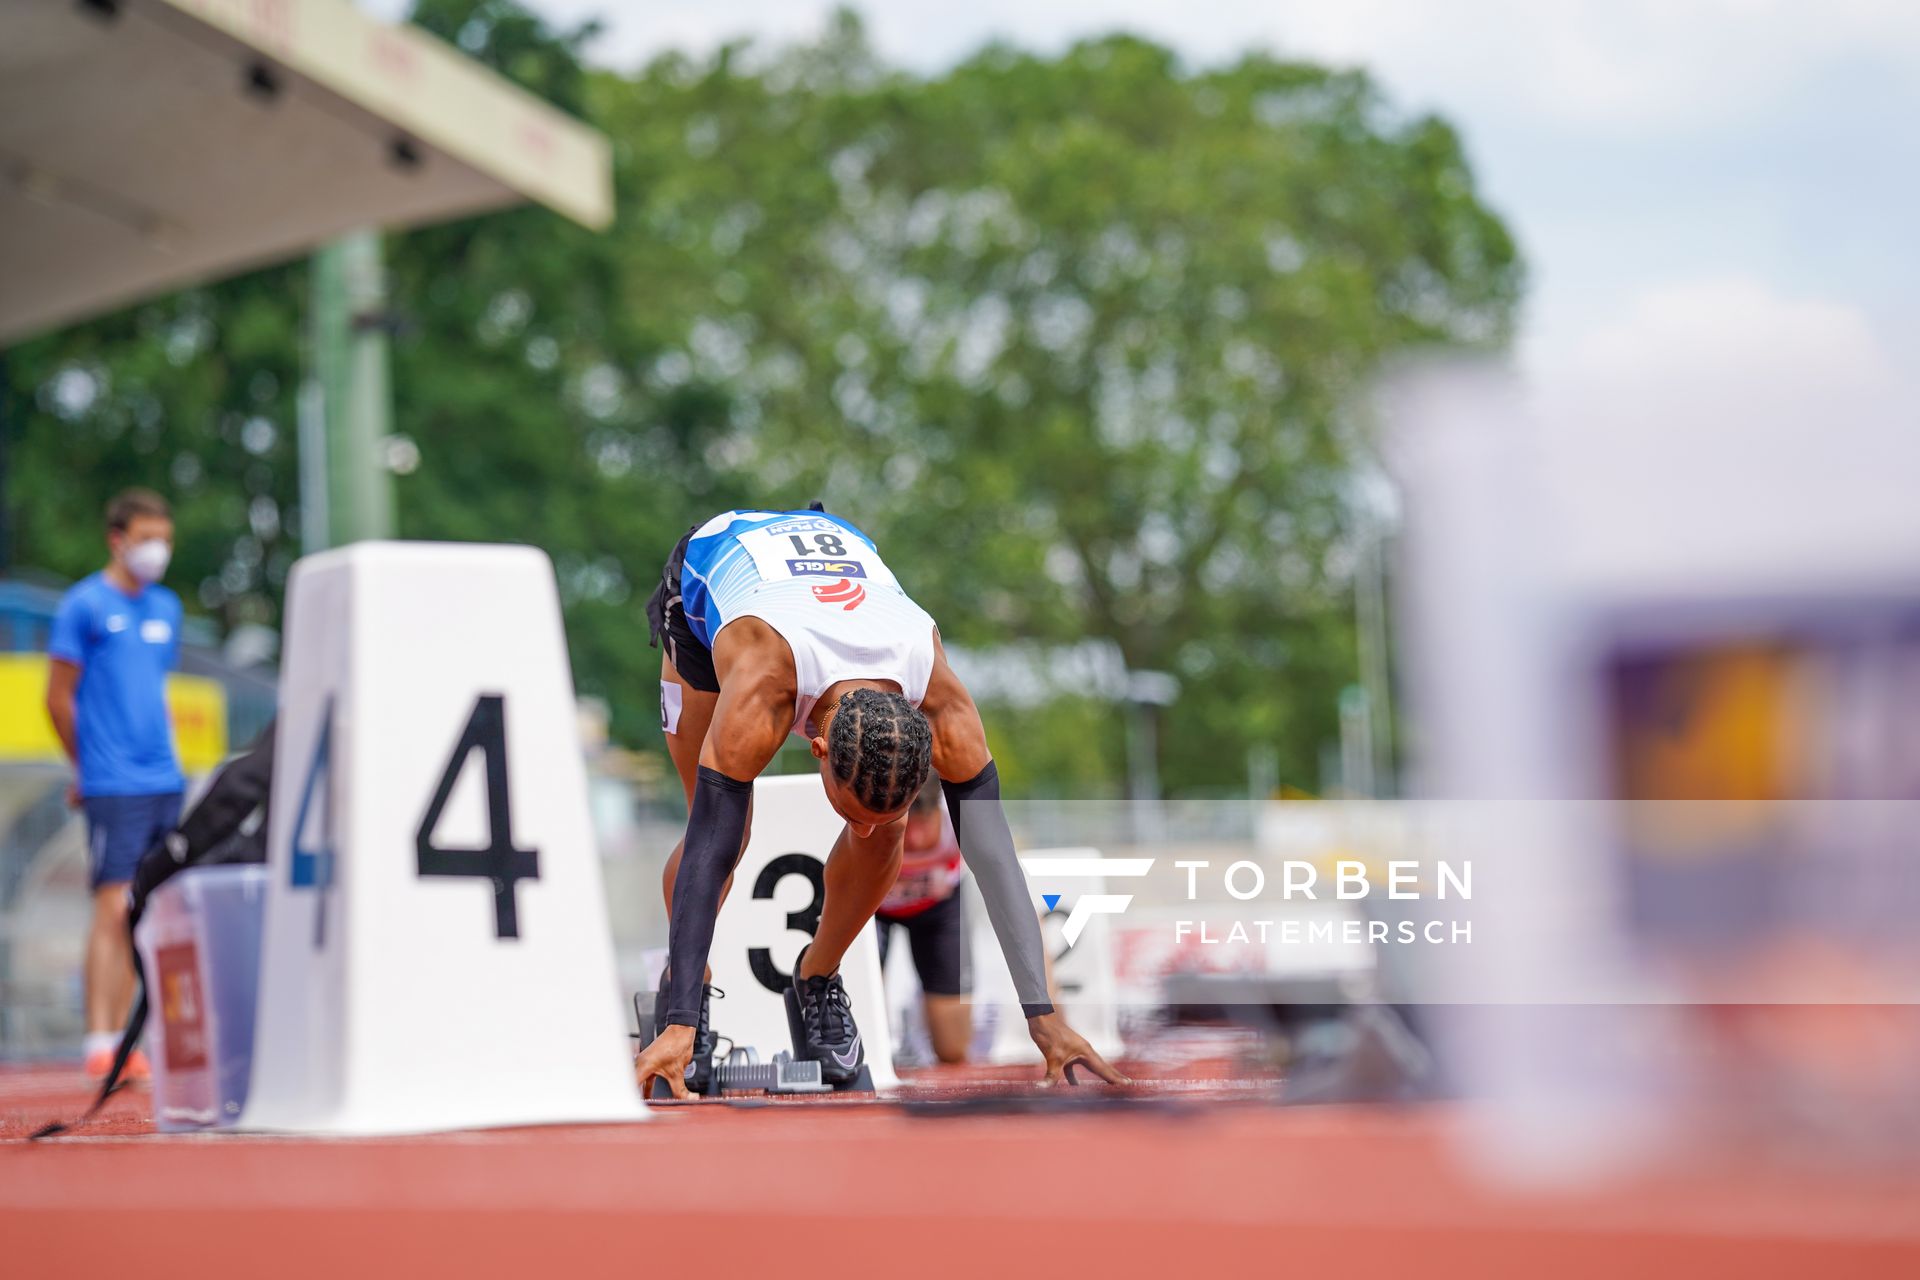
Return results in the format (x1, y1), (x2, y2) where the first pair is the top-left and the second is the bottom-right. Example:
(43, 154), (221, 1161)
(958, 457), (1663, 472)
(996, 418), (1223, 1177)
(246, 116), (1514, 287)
(124, 538), (171, 584)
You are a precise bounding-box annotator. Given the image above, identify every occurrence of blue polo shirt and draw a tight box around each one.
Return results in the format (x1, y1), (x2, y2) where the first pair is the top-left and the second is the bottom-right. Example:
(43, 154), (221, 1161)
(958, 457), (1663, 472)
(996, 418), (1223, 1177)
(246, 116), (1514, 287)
(48, 572), (185, 797)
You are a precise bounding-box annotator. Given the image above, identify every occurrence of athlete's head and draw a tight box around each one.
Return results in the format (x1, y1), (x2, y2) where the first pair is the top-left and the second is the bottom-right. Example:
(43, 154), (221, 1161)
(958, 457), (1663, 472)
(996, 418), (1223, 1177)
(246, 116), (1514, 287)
(811, 687), (932, 836)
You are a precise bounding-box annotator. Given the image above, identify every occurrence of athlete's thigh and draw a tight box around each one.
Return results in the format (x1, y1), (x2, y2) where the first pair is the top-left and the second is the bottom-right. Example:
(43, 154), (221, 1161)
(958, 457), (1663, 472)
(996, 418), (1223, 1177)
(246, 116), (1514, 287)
(661, 655), (721, 806)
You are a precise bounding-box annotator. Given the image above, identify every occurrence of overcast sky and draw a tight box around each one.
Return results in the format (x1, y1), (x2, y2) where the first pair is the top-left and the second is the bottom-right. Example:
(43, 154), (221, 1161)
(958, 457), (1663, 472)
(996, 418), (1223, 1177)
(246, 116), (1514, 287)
(368, 0), (1920, 411)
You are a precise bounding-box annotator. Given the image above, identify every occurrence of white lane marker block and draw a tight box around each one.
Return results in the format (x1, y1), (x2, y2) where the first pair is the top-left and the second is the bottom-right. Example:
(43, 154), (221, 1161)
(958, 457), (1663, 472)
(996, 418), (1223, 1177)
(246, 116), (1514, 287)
(703, 775), (897, 1089)
(240, 542), (646, 1133)
(972, 846), (1126, 1066)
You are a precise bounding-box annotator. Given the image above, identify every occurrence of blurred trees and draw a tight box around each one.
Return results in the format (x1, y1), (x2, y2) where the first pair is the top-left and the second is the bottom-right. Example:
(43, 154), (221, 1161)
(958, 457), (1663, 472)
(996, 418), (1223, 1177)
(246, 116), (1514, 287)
(2, 257), (305, 637)
(577, 10), (1521, 790)
(1, 3), (1520, 796)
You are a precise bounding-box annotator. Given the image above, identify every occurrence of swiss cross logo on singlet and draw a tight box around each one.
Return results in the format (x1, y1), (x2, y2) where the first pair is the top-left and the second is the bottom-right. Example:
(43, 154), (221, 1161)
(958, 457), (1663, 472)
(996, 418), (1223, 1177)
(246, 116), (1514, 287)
(812, 579), (865, 610)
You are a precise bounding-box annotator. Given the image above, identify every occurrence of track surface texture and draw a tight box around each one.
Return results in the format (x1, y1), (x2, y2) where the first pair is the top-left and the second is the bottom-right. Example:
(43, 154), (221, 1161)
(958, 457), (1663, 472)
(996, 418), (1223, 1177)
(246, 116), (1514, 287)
(6, 1054), (1919, 1279)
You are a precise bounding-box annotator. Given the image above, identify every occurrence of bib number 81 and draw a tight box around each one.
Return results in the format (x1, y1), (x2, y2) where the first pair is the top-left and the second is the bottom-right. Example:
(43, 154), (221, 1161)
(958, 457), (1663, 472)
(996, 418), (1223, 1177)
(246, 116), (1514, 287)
(787, 532), (847, 556)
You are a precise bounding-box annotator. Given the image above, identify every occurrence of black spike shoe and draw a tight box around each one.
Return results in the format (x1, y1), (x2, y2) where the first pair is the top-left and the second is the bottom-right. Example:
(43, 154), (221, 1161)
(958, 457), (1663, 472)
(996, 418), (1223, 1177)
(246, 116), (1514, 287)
(789, 945), (863, 1085)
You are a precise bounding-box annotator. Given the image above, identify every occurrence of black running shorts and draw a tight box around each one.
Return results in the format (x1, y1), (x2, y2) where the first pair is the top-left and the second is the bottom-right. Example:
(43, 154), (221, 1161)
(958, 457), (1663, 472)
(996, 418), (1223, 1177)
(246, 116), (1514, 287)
(644, 524), (720, 693)
(875, 891), (970, 997)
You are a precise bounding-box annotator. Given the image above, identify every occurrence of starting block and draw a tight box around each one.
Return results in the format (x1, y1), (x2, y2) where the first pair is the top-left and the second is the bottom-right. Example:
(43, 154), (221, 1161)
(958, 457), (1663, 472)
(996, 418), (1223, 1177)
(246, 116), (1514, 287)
(632, 992), (838, 1100)
(642, 774), (895, 1098)
(634, 984), (876, 1099)
(240, 542), (646, 1134)
(632, 990), (851, 1098)
(715, 1048), (834, 1095)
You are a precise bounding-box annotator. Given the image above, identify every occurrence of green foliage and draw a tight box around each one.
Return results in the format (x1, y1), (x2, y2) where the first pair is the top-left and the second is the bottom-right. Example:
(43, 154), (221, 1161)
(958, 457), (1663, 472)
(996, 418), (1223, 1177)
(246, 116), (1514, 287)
(4, 267), (305, 631)
(389, 0), (685, 737)
(2, 3), (1521, 796)
(580, 13), (1520, 790)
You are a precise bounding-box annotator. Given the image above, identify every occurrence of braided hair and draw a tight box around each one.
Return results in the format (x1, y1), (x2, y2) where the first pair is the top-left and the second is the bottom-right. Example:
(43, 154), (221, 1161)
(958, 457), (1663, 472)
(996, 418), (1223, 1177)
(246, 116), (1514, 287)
(827, 688), (933, 815)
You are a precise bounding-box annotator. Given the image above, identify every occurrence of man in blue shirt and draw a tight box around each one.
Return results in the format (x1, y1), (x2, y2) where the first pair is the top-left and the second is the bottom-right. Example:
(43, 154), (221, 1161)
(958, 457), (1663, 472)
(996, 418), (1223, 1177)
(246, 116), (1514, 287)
(45, 488), (185, 1081)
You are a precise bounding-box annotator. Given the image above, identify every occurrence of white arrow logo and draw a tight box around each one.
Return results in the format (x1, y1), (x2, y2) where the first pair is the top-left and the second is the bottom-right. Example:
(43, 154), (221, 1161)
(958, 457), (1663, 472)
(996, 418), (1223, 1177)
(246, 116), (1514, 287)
(1019, 855), (1154, 946)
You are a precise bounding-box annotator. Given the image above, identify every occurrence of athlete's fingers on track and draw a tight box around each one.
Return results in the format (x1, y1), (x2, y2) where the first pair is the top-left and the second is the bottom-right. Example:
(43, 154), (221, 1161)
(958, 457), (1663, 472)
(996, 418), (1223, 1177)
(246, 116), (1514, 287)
(1041, 1045), (1131, 1088)
(652, 1066), (690, 1101)
(636, 1054), (690, 1101)
(1040, 1039), (1075, 1086)
(1076, 1046), (1133, 1087)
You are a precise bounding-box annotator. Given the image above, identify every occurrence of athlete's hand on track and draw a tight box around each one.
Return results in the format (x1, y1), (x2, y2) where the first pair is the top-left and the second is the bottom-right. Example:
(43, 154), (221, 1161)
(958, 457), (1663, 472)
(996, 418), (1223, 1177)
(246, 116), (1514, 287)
(1027, 1011), (1131, 1087)
(634, 1025), (696, 1101)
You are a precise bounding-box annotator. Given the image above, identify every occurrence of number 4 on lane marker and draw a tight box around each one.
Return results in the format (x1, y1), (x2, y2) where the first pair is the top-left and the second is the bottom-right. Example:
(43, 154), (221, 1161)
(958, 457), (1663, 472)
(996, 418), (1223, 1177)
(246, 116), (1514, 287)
(415, 694), (540, 940)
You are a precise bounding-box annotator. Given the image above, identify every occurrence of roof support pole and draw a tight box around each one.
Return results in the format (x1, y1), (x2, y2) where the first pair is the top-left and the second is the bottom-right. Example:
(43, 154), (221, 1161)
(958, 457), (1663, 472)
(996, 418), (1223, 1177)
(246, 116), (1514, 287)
(0, 352), (13, 573)
(307, 230), (393, 549)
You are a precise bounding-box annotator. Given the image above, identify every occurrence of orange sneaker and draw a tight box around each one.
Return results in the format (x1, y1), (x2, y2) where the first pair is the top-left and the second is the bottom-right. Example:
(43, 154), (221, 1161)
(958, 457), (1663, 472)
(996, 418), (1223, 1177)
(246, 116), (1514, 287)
(83, 1046), (152, 1084)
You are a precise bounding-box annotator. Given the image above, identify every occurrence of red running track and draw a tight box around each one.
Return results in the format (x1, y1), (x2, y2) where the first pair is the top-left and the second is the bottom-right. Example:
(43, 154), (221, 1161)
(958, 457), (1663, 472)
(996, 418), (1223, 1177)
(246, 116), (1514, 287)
(5, 1062), (1919, 1279)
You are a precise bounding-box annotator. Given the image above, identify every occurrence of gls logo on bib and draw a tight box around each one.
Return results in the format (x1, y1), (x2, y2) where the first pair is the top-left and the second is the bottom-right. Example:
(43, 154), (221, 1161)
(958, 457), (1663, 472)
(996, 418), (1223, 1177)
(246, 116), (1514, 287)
(786, 559), (866, 578)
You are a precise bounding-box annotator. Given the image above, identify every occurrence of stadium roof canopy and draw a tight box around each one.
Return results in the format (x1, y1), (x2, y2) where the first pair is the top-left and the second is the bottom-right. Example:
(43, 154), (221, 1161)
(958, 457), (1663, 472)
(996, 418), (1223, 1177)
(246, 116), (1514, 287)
(0, 0), (612, 346)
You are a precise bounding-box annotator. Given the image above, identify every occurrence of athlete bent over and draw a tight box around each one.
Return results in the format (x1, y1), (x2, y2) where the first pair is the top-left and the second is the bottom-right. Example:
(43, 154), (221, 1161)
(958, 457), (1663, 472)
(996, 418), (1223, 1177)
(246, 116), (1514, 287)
(633, 507), (1125, 1098)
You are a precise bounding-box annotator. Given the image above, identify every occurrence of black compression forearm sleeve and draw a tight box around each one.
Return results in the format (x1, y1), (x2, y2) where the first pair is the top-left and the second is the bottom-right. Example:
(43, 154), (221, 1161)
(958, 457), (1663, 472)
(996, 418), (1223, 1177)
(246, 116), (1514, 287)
(943, 761), (1054, 1017)
(665, 766), (753, 1026)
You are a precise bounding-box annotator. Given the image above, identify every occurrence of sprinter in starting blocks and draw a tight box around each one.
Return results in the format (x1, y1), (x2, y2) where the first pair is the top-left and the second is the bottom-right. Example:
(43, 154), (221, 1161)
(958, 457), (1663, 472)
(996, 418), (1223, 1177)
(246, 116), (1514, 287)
(633, 507), (1129, 1100)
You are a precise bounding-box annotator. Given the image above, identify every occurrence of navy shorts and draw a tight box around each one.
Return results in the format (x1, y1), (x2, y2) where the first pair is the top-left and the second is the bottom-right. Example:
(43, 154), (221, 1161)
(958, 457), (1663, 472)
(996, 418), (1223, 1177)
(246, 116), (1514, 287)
(875, 891), (970, 997)
(83, 792), (182, 889)
(644, 524), (721, 694)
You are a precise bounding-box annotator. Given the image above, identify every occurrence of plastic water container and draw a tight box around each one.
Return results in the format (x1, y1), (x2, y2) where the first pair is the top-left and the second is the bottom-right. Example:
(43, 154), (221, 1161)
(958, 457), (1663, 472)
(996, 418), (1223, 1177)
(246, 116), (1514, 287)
(132, 864), (267, 1131)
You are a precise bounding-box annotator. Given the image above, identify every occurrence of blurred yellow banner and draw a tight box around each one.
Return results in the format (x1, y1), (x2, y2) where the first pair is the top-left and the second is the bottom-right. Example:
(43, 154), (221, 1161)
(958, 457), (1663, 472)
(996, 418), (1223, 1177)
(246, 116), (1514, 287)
(0, 654), (228, 774)
(166, 675), (229, 775)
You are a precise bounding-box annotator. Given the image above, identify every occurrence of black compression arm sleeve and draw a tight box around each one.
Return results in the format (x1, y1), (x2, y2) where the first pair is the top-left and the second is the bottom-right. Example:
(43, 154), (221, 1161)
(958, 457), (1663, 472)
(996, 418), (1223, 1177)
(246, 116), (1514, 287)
(943, 761), (1053, 1018)
(665, 766), (753, 1026)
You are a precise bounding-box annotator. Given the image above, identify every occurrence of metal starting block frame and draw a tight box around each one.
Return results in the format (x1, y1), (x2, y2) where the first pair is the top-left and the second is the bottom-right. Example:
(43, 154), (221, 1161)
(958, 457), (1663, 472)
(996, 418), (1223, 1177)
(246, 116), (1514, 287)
(713, 1047), (832, 1095)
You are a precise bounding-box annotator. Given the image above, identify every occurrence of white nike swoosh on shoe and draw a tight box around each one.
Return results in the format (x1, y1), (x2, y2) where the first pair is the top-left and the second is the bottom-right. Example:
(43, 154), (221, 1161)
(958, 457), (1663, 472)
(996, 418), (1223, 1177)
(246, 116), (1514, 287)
(831, 1033), (862, 1070)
